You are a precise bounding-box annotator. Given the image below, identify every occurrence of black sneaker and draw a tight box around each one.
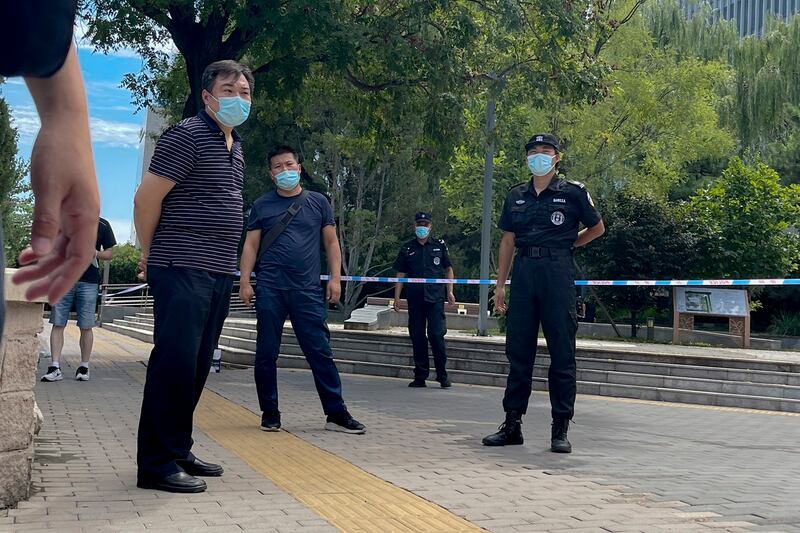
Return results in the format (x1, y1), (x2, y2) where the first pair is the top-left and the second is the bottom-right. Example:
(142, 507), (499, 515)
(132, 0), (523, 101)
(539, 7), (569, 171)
(260, 411), (281, 432)
(325, 409), (366, 434)
(75, 366), (90, 381)
(41, 366), (63, 382)
(437, 376), (452, 388)
(408, 379), (427, 388)
(551, 418), (572, 453)
(482, 411), (524, 446)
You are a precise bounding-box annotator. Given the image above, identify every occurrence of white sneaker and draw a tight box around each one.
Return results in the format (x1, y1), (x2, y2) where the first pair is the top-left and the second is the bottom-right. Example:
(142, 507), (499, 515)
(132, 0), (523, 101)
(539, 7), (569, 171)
(75, 366), (90, 381)
(41, 366), (63, 382)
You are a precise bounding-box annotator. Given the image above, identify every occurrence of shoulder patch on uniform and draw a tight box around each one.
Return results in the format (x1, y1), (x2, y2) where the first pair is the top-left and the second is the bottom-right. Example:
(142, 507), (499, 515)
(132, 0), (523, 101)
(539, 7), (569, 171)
(567, 180), (586, 189)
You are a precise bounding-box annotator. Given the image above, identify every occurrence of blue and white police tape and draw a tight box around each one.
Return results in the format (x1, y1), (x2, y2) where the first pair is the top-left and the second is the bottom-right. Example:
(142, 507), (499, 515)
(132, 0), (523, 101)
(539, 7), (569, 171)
(320, 275), (800, 286)
(103, 283), (148, 298)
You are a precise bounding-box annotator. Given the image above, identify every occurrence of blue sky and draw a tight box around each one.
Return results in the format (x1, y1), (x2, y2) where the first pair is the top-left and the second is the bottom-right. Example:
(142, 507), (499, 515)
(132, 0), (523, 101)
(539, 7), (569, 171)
(2, 43), (148, 244)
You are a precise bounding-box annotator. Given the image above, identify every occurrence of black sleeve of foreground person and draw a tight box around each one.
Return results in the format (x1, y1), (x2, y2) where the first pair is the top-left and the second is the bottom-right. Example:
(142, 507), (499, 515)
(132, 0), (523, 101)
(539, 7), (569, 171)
(0, 0), (78, 77)
(98, 218), (117, 250)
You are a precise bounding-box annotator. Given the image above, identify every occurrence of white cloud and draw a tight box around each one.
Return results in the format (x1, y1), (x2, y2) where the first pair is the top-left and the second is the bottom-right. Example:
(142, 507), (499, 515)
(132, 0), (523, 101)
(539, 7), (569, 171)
(9, 104), (142, 149)
(107, 218), (134, 245)
(74, 21), (139, 58)
(7, 106), (41, 144)
(89, 117), (142, 148)
(74, 21), (177, 59)
(96, 105), (136, 112)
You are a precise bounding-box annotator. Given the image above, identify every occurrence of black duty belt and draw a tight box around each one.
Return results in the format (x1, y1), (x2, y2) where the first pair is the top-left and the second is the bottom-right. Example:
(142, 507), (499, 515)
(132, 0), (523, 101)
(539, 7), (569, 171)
(517, 246), (572, 257)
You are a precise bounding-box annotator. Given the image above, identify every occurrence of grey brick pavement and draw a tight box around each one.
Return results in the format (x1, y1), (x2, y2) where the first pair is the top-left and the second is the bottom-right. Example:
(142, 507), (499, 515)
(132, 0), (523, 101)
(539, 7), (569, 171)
(204, 357), (800, 533)
(3, 324), (798, 532)
(1, 325), (334, 533)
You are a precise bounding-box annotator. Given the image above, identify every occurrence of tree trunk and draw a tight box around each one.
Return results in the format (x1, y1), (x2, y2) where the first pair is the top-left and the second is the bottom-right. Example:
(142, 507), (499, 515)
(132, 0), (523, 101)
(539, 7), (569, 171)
(182, 59), (204, 118)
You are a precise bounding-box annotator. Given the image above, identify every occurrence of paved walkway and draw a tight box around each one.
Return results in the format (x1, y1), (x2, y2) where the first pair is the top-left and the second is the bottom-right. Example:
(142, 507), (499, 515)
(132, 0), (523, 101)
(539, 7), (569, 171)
(2, 324), (799, 532)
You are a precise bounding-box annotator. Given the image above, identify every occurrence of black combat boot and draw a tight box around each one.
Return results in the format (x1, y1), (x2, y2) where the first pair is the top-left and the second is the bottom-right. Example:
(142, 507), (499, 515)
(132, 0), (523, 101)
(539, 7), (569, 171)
(550, 418), (572, 453)
(482, 411), (523, 446)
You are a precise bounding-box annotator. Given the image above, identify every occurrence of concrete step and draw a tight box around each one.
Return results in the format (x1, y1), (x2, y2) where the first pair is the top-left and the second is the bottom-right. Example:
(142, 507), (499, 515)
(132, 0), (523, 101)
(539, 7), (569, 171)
(140, 314), (800, 373)
(119, 315), (800, 389)
(217, 335), (800, 401)
(121, 316), (800, 382)
(217, 331), (800, 388)
(104, 322), (153, 344)
(110, 313), (800, 412)
(216, 346), (800, 413)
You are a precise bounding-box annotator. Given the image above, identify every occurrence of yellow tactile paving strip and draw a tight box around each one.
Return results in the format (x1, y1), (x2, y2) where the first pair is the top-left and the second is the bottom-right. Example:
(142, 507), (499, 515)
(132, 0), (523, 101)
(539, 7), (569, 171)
(193, 388), (483, 532)
(91, 333), (482, 532)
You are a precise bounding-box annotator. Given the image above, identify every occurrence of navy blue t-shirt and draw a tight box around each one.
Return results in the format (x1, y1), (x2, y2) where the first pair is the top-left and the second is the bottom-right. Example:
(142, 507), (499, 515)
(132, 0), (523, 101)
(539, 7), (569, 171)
(247, 190), (335, 290)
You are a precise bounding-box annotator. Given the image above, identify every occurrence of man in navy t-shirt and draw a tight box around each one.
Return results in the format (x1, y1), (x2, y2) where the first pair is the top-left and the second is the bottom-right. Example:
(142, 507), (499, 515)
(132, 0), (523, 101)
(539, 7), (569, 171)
(239, 145), (365, 435)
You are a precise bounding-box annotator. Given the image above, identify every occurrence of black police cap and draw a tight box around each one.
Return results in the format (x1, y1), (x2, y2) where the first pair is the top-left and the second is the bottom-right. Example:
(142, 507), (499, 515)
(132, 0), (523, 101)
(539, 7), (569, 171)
(415, 211), (432, 222)
(525, 133), (560, 153)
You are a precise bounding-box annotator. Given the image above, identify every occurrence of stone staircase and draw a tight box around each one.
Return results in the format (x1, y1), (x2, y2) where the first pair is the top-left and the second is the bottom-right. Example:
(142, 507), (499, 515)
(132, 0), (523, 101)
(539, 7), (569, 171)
(105, 312), (800, 413)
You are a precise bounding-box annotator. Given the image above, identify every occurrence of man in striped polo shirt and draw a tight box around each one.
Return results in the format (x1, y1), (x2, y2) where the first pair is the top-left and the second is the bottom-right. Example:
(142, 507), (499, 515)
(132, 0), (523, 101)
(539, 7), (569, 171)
(133, 60), (253, 493)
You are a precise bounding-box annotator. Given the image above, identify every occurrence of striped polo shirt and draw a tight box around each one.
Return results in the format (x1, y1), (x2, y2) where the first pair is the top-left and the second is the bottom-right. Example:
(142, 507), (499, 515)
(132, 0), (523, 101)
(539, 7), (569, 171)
(147, 110), (244, 274)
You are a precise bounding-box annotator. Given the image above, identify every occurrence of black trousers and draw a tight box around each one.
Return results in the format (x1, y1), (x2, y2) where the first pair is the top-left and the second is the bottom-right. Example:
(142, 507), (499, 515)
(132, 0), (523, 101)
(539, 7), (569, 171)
(407, 299), (448, 381)
(503, 254), (577, 419)
(254, 285), (345, 415)
(137, 266), (232, 477)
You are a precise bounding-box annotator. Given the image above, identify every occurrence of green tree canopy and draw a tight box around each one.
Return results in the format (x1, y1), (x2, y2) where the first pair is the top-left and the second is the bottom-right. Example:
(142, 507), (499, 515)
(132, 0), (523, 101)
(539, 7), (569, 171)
(0, 95), (32, 267)
(686, 158), (800, 278)
(108, 243), (142, 284)
(580, 188), (699, 333)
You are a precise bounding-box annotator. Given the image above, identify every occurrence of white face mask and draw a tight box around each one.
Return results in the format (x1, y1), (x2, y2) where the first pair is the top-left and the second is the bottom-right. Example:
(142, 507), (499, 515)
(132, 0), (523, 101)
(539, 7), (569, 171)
(274, 170), (300, 190)
(527, 153), (555, 176)
(209, 94), (251, 127)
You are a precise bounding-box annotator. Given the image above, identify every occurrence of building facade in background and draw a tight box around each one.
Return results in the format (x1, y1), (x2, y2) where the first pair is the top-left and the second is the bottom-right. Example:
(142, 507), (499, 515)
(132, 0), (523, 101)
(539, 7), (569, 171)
(683, 0), (800, 36)
(132, 108), (167, 246)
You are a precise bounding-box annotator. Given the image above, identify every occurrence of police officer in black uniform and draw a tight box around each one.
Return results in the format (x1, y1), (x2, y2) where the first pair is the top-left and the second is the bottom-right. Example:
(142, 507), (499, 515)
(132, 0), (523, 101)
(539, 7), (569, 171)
(482, 134), (605, 453)
(393, 212), (456, 388)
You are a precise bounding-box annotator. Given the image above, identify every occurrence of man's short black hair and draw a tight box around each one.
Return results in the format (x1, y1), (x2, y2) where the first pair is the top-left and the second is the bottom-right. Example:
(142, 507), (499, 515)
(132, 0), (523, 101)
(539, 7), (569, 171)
(267, 145), (300, 167)
(202, 60), (254, 93)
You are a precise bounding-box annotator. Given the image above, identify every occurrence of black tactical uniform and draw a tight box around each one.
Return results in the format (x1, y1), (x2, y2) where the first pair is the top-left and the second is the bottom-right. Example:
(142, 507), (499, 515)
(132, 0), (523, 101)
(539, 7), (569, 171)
(483, 133), (602, 453)
(393, 215), (452, 386)
(499, 176), (600, 419)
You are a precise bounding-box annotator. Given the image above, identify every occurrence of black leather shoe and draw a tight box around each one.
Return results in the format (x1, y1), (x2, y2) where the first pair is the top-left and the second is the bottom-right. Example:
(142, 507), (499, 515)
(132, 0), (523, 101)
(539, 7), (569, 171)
(550, 418), (572, 453)
(438, 377), (452, 388)
(408, 379), (427, 388)
(482, 411), (524, 446)
(137, 471), (207, 493)
(176, 457), (224, 477)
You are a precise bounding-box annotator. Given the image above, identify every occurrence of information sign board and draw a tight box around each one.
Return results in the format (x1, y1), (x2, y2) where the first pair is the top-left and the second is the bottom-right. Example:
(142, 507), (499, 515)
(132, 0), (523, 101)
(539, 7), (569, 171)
(674, 288), (748, 317)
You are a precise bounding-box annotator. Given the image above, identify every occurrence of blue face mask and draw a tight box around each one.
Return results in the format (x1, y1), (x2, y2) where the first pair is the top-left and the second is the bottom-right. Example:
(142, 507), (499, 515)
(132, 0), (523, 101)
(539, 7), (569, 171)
(415, 226), (431, 239)
(527, 153), (555, 176)
(275, 170), (301, 190)
(210, 95), (251, 127)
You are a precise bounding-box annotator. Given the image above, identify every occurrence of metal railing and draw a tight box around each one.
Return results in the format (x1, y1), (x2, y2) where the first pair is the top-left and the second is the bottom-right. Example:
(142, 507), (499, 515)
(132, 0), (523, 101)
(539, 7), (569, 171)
(99, 281), (255, 315)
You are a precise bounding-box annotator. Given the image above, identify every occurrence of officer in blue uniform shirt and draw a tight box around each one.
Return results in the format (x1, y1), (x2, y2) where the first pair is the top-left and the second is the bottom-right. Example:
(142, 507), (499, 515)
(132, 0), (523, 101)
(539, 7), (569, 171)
(482, 133), (605, 453)
(393, 212), (456, 388)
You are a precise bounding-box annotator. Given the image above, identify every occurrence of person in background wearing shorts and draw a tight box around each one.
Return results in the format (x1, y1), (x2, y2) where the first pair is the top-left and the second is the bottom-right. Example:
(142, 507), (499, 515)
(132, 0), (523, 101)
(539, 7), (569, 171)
(41, 218), (116, 382)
